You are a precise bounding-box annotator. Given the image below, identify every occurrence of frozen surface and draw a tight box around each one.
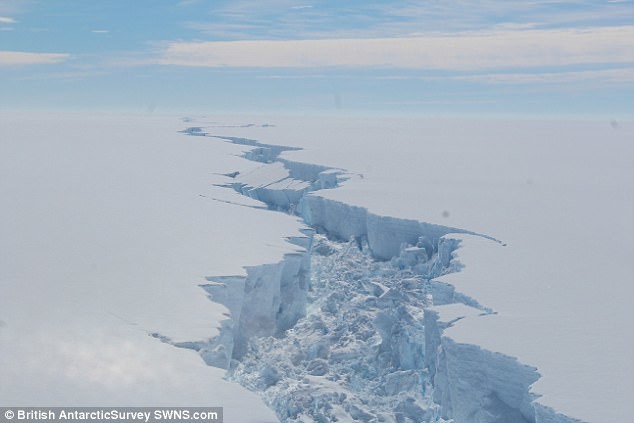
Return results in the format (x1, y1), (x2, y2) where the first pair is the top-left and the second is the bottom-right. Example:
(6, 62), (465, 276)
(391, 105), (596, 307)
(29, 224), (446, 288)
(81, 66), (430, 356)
(0, 113), (295, 421)
(195, 115), (634, 422)
(3, 113), (632, 422)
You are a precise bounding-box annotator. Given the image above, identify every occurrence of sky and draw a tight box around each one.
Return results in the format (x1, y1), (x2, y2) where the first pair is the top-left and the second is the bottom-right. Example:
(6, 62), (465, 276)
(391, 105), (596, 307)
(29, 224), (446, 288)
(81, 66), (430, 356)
(0, 0), (632, 116)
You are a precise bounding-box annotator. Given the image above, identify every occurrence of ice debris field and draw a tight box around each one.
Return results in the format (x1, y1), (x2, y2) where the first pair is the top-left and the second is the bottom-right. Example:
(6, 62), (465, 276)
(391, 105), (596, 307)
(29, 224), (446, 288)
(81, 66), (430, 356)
(1, 113), (633, 423)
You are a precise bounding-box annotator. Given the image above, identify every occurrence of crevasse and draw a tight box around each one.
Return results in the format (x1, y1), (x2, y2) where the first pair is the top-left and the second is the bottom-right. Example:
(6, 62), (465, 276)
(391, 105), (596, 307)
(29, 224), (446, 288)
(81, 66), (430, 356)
(174, 127), (583, 423)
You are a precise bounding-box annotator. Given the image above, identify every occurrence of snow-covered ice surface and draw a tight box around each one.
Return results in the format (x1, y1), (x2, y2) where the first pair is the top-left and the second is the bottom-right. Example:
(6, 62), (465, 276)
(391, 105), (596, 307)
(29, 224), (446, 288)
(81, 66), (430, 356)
(181, 116), (633, 423)
(0, 112), (288, 421)
(2, 113), (632, 423)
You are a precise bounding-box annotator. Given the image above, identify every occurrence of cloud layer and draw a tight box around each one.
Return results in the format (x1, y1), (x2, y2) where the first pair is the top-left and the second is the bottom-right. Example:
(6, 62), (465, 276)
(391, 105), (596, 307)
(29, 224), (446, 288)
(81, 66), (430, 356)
(0, 51), (69, 66)
(185, 0), (634, 40)
(159, 26), (634, 70)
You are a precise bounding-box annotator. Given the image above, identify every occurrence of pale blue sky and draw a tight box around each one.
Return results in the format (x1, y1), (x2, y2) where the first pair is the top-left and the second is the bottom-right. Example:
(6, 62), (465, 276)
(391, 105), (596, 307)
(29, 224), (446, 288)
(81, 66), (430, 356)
(0, 0), (632, 116)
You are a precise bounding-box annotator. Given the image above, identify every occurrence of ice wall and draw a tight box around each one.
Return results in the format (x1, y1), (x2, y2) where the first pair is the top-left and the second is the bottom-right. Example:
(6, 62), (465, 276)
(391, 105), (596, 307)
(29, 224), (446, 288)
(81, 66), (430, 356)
(201, 237), (312, 366)
(424, 306), (539, 423)
(423, 305), (587, 423)
(299, 195), (476, 260)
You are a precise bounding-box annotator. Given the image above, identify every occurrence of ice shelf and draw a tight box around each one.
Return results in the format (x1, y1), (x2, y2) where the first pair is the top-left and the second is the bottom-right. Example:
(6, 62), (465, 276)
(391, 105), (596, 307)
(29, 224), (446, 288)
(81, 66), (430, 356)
(177, 120), (615, 423)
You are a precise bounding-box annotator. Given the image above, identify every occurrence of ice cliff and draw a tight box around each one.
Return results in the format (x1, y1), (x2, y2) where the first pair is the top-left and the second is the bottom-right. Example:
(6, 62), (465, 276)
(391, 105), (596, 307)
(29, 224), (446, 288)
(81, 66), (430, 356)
(175, 126), (585, 423)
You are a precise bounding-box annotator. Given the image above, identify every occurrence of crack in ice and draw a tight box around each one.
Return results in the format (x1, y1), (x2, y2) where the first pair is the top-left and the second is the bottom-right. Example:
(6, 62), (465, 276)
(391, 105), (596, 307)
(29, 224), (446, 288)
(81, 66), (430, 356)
(163, 124), (566, 423)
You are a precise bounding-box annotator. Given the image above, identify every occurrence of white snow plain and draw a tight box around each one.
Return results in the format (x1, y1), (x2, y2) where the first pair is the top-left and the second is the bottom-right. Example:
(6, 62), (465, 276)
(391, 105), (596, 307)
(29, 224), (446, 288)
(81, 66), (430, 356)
(1, 113), (632, 423)
(0, 112), (294, 421)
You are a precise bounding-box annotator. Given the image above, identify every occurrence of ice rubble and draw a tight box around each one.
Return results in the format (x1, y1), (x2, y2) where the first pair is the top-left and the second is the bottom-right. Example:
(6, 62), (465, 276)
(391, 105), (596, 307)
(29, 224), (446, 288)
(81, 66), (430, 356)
(225, 235), (454, 422)
(180, 127), (585, 423)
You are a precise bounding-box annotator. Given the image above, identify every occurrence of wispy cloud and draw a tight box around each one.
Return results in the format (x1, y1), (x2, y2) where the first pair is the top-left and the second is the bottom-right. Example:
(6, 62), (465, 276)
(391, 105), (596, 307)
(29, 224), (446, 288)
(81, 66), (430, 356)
(452, 68), (634, 85)
(253, 68), (634, 86)
(0, 16), (16, 24)
(13, 70), (107, 81)
(158, 26), (634, 70)
(256, 74), (328, 80)
(186, 0), (634, 41)
(91, 29), (109, 34)
(370, 0), (634, 31)
(374, 68), (634, 85)
(0, 51), (70, 66)
(0, 0), (33, 17)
